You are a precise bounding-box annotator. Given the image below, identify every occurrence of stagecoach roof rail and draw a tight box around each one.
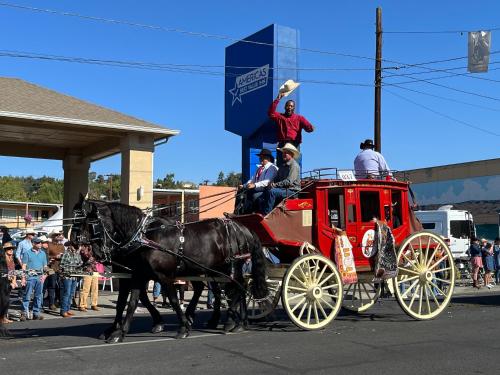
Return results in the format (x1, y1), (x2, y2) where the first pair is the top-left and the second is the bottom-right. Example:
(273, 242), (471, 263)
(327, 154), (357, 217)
(301, 168), (409, 181)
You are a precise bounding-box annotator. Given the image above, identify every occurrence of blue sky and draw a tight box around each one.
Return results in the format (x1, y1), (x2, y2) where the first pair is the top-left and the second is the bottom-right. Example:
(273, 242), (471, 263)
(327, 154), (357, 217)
(0, 0), (499, 184)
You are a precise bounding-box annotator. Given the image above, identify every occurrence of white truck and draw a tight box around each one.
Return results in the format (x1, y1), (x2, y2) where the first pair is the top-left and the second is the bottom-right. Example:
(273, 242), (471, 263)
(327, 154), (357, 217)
(415, 205), (476, 259)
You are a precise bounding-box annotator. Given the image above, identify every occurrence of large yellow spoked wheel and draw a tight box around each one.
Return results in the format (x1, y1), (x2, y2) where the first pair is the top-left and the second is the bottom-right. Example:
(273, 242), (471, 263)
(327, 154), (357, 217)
(342, 281), (382, 313)
(246, 279), (282, 321)
(282, 254), (343, 330)
(393, 231), (455, 320)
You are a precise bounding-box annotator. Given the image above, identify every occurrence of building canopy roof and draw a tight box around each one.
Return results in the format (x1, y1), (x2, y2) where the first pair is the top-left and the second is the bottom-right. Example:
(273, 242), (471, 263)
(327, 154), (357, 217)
(0, 77), (179, 161)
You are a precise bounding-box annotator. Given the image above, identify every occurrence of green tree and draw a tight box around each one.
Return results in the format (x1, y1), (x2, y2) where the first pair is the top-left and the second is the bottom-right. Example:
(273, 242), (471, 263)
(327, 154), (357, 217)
(0, 176), (28, 201)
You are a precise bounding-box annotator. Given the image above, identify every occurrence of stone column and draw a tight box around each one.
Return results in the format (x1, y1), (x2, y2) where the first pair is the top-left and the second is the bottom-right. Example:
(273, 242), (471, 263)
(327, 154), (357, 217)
(120, 134), (154, 210)
(63, 154), (90, 231)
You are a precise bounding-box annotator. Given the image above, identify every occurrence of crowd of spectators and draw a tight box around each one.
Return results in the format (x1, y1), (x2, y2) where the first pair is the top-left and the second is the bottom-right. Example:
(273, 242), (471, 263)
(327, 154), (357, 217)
(0, 228), (101, 323)
(469, 237), (500, 289)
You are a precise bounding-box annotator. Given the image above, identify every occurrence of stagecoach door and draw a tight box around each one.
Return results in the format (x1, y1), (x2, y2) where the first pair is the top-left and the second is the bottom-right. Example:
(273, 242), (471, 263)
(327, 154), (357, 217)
(316, 188), (346, 260)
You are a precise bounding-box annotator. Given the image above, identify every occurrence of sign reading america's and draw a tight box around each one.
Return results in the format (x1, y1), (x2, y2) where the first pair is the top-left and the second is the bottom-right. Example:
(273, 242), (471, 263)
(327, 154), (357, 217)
(229, 64), (269, 105)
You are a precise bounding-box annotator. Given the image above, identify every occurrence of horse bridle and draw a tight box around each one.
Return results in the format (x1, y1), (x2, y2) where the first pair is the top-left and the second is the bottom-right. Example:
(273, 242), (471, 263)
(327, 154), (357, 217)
(72, 203), (155, 264)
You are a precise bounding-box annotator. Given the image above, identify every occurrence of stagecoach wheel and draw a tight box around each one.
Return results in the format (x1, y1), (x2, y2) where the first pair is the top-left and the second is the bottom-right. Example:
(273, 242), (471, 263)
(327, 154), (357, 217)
(246, 279), (282, 321)
(282, 254), (343, 330)
(393, 231), (455, 320)
(342, 281), (382, 313)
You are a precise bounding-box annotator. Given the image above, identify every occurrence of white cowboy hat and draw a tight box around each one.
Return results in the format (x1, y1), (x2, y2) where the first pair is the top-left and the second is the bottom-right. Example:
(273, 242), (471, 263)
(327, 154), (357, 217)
(25, 228), (36, 236)
(279, 79), (300, 97)
(38, 235), (50, 243)
(277, 142), (300, 159)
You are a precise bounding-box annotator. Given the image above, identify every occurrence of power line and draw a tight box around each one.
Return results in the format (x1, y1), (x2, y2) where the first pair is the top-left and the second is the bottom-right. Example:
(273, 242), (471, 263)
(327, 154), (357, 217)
(384, 67), (500, 84)
(1, 1), (492, 72)
(0, 2), (379, 62)
(385, 27), (500, 34)
(0, 50), (374, 87)
(384, 88), (500, 137)
(384, 72), (500, 102)
(388, 84), (500, 113)
(384, 61), (500, 77)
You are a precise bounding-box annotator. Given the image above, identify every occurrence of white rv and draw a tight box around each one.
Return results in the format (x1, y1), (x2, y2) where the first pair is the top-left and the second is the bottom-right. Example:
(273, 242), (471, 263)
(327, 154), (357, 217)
(415, 205), (476, 259)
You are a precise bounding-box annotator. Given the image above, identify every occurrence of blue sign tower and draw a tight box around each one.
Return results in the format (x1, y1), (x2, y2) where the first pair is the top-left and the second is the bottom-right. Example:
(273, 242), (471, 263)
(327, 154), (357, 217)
(225, 24), (300, 182)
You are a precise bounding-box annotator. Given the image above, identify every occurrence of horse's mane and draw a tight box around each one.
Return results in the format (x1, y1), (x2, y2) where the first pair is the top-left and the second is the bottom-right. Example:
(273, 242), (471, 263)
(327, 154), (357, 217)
(89, 200), (144, 239)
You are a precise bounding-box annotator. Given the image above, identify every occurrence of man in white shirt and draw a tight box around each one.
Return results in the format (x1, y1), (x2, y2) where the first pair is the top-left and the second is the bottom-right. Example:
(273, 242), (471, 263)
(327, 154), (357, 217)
(354, 139), (392, 179)
(238, 148), (278, 213)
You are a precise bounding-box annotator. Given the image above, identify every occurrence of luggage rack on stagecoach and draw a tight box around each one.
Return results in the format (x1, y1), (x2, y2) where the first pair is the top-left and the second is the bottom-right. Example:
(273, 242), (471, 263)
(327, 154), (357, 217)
(300, 167), (410, 182)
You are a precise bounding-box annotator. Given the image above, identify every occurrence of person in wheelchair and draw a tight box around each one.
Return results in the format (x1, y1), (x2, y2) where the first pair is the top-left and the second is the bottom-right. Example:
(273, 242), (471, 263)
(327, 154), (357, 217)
(236, 148), (278, 214)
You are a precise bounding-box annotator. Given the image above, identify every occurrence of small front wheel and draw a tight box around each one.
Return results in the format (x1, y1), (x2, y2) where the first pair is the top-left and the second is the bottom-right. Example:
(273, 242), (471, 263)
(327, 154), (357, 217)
(282, 254), (343, 330)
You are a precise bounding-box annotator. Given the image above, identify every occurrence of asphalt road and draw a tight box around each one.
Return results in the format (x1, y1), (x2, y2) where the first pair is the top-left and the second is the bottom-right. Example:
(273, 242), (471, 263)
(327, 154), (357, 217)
(1, 292), (499, 375)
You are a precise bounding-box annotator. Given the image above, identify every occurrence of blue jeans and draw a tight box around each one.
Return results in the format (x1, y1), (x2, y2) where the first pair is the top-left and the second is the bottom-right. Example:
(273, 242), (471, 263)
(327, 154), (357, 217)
(60, 278), (78, 315)
(153, 282), (162, 298)
(22, 277), (43, 316)
(260, 188), (296, 215)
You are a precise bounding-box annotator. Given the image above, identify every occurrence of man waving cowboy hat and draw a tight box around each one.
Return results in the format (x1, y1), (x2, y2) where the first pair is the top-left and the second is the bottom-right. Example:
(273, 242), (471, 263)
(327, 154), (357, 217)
(268, 79), (315, 165)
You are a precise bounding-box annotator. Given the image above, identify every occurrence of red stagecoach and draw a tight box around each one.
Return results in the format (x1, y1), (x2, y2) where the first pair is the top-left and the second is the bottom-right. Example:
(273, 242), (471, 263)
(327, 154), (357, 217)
(234, 169), (456, 330)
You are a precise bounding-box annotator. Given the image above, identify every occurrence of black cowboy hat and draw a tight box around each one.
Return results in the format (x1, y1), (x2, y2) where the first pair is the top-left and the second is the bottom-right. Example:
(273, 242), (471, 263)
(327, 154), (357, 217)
(257, 148), (275, 162)
(360, 139), (375, 150)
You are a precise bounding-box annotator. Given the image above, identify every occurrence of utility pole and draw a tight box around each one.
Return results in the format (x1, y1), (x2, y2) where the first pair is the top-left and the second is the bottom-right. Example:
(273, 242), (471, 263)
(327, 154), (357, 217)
(374, 7), (382, 152)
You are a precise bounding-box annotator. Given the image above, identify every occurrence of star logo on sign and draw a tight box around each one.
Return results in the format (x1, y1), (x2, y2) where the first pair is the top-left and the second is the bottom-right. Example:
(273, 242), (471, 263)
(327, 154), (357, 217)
(229, 82), (242, 106)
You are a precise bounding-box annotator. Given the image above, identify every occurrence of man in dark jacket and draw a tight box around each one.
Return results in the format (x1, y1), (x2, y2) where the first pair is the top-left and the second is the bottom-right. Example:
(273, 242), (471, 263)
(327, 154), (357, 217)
(259, 143), (301, 215)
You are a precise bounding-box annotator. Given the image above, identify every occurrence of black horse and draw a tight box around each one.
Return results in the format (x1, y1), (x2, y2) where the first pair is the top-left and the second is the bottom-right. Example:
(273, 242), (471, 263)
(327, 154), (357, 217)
(71, 197), (268, 342)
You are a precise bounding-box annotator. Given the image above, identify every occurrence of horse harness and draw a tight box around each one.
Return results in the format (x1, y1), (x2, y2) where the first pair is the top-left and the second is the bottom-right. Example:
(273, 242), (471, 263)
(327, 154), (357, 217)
(74, 206), (251, 281)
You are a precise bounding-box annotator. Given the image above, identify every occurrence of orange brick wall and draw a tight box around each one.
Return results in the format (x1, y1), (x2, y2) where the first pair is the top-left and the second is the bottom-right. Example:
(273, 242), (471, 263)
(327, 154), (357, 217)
(199, 186), (236, 220)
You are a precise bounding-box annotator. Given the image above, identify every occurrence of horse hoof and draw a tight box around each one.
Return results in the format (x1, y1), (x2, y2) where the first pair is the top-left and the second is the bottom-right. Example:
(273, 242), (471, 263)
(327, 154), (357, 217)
(151, 324), (164, 334)
(231, 325), (246, 333)
(175, 331), (189, 339)
(223, 321), (236, 333)
(106, 336), (123, 344)
(98, 333), (108, 340)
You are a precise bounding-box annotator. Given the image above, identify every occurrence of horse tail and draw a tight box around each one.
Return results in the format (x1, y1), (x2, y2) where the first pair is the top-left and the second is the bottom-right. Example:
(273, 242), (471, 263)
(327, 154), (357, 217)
(249, 231), (269, 300)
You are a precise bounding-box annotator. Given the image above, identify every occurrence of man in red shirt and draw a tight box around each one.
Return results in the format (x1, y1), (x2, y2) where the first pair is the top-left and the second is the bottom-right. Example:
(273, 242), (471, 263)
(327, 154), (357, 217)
(268, 91), (315, 165)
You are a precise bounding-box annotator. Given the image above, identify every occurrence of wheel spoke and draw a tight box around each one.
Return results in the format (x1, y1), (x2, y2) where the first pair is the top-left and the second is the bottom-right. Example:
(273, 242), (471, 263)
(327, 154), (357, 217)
(401, 278), (419, 299)
(287, 285), (308, 292)
(408, 284), (420, 310)
(350, 282), (357, 301)
(426, 236), (433, 265)
(398, 266), (420, 276)
(429, 254), (449, 271)
(426, 284), (441, 308)
(324, 292), (339, 299)
(297, 262), (310, 282)
(318, 272), (335, 287)
(316, 300), (328, 319)
(307, 302), (312, 325)
(290, 274), (307, 288)
(288, 292), (307, 301)
(360, 282), (372, 298)
(423, 284), (431, 314)
(313, 301), (320, 323)
(296, 300), (308, 321)
(431, 266), (452, 274)
(290, 297), (307, 313)
(316, 264), (328, 284)
(313, 259), (320, 282)
(426, 243), (441, 268)
(418, 236), (423, 266)
(321, 283), (339, 291)
(319, 296), (335, 310)
(397, 275), (419, 285)
(418, 284), (425, 315)
(357, 281), (363, 303)
(434, 277), (452, 285)
(428, 280), (446, 296)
